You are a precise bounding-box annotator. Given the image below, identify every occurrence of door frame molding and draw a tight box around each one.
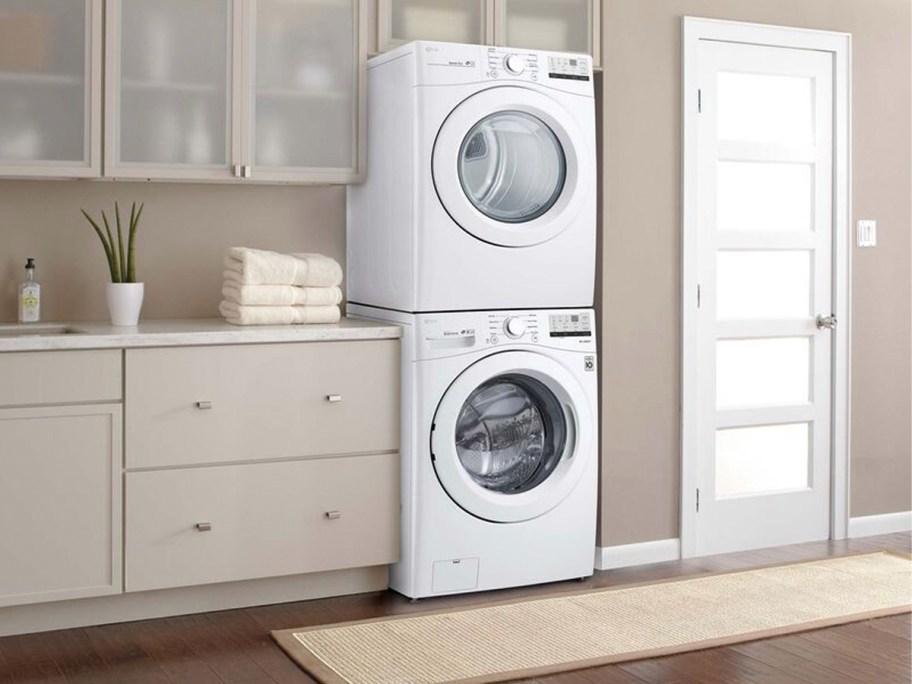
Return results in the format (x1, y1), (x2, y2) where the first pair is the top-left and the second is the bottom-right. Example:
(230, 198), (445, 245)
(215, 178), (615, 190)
(680, 17), (852, 558)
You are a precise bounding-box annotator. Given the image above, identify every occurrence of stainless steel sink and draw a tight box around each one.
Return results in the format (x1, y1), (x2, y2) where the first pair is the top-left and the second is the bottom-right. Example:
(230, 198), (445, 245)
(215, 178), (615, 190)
(0, 325), (87, 337)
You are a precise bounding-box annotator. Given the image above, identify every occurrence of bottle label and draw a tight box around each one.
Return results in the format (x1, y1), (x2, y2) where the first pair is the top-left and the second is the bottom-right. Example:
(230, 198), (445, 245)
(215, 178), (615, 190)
(19, 285), (40, 323)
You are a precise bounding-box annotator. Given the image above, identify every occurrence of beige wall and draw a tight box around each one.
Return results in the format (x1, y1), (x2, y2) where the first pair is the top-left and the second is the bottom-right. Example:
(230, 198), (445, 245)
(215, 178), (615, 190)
(0, 181), (345, 322)
(599, 0), (912, 546)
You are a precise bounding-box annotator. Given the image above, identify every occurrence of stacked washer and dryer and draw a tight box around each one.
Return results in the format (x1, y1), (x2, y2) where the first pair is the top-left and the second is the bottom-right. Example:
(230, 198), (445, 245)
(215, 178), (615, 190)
(347, 41), (598, 600)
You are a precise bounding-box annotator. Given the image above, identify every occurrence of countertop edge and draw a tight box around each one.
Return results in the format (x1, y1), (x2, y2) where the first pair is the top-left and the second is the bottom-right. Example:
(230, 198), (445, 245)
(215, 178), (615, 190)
(0, 318), (402, 353)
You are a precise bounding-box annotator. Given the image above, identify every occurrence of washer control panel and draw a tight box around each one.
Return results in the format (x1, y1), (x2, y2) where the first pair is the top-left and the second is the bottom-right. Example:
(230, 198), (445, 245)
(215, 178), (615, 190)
(547, 55), (591, 81)
(486, 312), (540, 345)
(548, 311), (593, 337)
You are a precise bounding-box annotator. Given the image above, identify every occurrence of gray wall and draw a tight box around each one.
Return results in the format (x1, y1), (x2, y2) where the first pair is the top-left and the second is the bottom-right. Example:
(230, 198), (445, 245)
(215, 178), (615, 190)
(0, 0), (908, 549)
(598, 0), (912, 547)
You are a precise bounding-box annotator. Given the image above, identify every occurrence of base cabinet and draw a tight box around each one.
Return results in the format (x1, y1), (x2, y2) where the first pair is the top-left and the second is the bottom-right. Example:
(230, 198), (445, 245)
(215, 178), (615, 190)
(0, 404), (122, 607)
(126, 452), (399, 592)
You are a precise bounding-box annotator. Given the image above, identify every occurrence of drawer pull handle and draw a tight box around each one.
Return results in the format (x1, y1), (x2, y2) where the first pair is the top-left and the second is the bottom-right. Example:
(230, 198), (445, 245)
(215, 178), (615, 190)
(326, 394), (343, 403)
(324, 510), (342, 520)
(195, 401), (213, 410)
(195, 522), (212, 532)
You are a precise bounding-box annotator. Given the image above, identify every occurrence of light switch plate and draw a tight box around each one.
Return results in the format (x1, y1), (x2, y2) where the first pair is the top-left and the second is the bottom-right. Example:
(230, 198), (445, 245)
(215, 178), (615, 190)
(857, 220), (877, 247)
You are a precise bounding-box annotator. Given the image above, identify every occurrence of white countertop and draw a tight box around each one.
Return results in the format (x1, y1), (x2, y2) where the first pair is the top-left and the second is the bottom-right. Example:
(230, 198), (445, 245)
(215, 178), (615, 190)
(0, 318), (401, 352)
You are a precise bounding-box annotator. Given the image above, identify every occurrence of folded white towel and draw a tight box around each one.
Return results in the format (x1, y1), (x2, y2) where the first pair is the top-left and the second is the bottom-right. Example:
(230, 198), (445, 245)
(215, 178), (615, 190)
(221, 283), (342, 307)
(224, 248), (342, 287)
(219, 301), (341, 326)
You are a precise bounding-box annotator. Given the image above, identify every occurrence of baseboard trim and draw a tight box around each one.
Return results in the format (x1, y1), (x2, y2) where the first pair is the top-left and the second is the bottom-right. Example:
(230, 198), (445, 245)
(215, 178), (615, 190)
(848, 511), (912, 538)
(0, 565), (388, 637)
(595, 538), (681, 570)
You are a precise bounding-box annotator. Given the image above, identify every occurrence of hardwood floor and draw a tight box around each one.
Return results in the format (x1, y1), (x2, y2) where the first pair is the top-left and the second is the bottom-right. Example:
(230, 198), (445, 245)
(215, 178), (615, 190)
(1, 532), (908, 684)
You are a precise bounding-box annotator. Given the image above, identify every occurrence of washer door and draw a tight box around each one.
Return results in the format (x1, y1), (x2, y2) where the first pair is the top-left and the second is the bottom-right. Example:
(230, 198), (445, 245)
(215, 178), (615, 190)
(433, 86), (591, 247)
(431, 352), (592, 523)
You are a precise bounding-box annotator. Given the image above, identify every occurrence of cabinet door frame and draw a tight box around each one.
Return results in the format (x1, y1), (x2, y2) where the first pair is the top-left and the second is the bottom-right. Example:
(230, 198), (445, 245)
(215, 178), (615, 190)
(0, 0), (102, 178)
(0, 403), (123, 608)
(492, 0), (601, 67)
(238, 0), (368, 183)
(376, 0), (494, 53)
(103, 0), (241, 180)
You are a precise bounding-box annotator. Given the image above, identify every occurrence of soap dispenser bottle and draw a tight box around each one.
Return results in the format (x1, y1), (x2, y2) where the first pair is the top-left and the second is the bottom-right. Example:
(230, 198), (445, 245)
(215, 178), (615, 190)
(18, 258), (41, 323)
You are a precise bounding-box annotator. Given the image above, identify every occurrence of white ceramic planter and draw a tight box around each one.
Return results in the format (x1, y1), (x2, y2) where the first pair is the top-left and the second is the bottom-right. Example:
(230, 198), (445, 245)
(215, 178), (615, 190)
(106, 282), (144, 326)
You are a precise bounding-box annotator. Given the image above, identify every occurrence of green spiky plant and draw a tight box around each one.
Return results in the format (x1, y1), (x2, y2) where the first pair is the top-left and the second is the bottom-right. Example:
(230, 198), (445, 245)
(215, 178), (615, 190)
(80, 202), (145, 283)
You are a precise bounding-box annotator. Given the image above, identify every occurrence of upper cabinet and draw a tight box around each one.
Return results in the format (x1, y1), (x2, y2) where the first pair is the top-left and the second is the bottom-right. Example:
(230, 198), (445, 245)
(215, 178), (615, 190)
(494, 0), (599, 64)
(105, 0), (236, 180)
(378, 0), (492, 50)
(106, 0), (366, 183)
(0, 0), (102, 178)
(378, 0), (600, 66)
(247, 0), (365, 182)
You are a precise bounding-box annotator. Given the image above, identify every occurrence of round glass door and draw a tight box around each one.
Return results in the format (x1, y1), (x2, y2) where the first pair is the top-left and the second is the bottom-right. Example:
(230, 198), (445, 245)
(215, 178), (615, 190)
(455, 373), (567, 494)
(432, 86), (594, 248)
(458, 112), (566, 224)
(431, 351), (593, 523)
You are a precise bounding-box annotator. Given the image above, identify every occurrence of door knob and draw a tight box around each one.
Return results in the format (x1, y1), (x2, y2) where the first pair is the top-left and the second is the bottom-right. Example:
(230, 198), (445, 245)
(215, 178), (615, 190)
(816, 314), (837, 330)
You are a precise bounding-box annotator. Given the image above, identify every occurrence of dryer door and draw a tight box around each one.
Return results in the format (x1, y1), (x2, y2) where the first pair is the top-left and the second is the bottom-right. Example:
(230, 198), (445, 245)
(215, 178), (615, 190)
(431, 351), (592, 523)
(432, 86), (593, 247)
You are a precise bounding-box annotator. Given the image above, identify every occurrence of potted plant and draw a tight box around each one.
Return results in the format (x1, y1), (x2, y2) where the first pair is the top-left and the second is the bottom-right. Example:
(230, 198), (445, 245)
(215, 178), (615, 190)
(80, 202), (145, 326)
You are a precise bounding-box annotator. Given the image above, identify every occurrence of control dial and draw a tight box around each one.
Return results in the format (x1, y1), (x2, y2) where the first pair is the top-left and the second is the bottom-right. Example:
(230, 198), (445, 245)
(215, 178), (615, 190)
(503, 317), (526, 339)
(503, 54), (526, 75)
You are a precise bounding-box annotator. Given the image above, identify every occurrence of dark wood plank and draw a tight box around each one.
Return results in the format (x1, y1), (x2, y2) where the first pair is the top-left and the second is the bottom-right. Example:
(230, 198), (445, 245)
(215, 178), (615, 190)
(83, 623), (170, 684)
(38, 629), (112, 684)
(121, 617), (224, 684)
(0, 633), (67, 684)
(866, 614), (912, 640)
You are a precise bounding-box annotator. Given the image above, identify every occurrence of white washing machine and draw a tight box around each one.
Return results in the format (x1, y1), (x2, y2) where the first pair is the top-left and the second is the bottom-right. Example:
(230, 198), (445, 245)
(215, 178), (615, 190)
(347, 41), (597, 313)
(350, 304), (598, 599)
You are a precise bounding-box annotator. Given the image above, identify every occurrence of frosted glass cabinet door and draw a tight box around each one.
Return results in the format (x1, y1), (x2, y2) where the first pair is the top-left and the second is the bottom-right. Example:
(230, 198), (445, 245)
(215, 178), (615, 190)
(378, 0), (490, 51)
(246, 0), (366, 182)
(0, 0), (101, 177)
(106, 0), (235, 179)
(495, 0), (599, 65)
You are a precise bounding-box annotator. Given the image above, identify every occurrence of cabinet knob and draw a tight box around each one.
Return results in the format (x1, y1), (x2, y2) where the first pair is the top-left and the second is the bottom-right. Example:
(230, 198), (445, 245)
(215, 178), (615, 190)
(195, 522), (212, 532)
(195, 401), (213, 410)
(324, 510), (342, 520)
(326, 394), (343, 403)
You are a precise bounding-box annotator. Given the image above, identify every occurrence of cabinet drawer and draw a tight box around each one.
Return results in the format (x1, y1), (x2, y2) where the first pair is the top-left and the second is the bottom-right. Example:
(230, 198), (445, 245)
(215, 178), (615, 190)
(0, 350), (122, 407)
(125, 340), (398, 468)
(125, 453), (399, 592)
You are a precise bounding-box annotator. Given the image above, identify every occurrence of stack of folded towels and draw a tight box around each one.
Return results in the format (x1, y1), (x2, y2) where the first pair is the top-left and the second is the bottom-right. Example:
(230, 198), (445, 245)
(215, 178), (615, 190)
(219, 247), (343, 326)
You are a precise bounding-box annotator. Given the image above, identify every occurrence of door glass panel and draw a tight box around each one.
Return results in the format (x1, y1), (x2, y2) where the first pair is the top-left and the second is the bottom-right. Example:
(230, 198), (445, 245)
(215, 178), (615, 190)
(717, 162), (812, 232)
(459, 111), (566, 223)
(500, 0), (591, 54)
(0, 0), (87, 163)
(119, 0), (229, 166)
(716, 251), (810, 319)
(716, 423), (810, 497)
(454, 374), (567, 494)
(254, 0), (355, 169)
(717, 338), (810, 408)
(389, 0), (483, 45)
(717, 72), (814, 145)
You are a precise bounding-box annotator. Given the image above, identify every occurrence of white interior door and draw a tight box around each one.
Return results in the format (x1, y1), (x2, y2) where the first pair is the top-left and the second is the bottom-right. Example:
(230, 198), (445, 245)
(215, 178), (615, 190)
(688, 35), (840, 557)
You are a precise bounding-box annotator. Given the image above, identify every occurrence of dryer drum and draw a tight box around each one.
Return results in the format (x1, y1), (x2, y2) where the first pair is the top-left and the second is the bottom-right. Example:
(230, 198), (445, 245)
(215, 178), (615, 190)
(454, 373), (567, 494)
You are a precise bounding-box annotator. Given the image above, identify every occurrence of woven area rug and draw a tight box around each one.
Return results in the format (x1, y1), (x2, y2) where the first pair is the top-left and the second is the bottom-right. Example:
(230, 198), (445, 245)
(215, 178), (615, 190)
(272, 552), (912, 684)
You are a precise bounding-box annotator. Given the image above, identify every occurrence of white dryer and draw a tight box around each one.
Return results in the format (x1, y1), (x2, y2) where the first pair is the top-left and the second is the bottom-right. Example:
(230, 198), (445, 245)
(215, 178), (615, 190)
(347, 41), (597, 313)
(350, 304), (598, 599)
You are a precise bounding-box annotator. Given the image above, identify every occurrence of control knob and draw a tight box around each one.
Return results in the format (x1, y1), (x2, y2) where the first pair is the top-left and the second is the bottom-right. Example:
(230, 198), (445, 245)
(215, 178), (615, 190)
(503, 54), (526, 75)
(504, 317), (526, 339)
